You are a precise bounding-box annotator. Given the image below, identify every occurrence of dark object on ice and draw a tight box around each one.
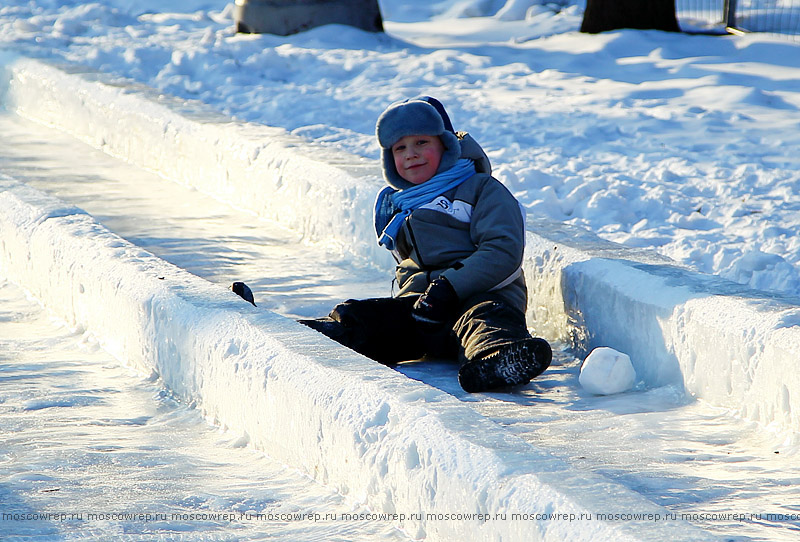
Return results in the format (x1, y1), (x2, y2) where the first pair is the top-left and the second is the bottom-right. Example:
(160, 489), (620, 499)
(234, 0), (384, 36)
(231, 281), (256, 306)
(458, 338), (552, 393)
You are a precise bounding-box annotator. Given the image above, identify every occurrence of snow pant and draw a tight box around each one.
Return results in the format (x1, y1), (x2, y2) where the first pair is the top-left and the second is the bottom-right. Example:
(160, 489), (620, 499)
(299, 292), (537, 366)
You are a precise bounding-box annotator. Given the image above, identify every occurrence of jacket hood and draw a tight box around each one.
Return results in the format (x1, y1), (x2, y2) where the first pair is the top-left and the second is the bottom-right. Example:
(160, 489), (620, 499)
(457, 132), (492, 176)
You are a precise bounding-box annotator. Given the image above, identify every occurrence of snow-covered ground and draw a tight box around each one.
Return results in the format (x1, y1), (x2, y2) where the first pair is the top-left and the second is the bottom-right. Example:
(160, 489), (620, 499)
(1, 0), (799, 295)
(2, 1), (800, 541)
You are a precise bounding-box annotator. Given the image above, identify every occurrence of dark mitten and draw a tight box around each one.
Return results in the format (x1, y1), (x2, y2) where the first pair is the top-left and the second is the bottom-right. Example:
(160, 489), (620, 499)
(412, 277), (459, 327)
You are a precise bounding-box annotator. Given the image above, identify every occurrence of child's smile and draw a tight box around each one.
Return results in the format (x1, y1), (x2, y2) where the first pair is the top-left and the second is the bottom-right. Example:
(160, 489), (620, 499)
(392, 134), (445, 185)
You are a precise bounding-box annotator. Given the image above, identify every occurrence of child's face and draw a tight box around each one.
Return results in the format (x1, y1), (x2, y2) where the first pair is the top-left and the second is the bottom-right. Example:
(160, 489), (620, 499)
(391, 134), (445, 185)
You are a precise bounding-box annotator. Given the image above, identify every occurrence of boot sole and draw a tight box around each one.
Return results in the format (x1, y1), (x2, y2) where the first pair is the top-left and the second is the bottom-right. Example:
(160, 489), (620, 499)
(458, 338), (552, 393)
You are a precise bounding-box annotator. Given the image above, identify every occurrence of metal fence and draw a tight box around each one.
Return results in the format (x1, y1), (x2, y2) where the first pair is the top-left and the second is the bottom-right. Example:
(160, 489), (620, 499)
(676, 0), (800, 37)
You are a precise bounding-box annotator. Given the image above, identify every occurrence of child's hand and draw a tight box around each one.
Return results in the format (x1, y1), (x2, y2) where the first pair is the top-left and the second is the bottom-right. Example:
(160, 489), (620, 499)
(412, 277), (459, 328)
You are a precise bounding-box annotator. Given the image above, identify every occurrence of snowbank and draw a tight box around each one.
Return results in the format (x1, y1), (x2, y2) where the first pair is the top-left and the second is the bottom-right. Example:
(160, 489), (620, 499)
(523, 221), (800, 434)
(3, 54), (794, 437)
(0, 176), (717, 541)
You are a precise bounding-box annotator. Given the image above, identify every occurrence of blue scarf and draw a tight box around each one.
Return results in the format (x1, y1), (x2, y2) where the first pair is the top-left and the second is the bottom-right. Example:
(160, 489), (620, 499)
(374, 158), (476, 250)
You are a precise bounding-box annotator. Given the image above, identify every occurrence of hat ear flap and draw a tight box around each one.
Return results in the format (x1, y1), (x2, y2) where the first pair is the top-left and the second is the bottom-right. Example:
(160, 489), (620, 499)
(436, 130), (461, 175)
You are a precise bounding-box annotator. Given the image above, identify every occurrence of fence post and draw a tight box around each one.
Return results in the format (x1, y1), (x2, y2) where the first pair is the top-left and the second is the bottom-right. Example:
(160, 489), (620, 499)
(724, 0), (737, 30)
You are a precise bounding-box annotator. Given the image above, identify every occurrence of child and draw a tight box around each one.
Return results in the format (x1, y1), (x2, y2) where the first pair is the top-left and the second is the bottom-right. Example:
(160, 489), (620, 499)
(241, 96), (551, 392)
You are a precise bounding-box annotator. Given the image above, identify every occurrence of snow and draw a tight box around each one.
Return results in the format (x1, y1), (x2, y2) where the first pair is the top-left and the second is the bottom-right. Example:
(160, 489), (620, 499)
(3, 0), (800, 296)
(579, 347), (637, 395)
(1, 0), (800, 540)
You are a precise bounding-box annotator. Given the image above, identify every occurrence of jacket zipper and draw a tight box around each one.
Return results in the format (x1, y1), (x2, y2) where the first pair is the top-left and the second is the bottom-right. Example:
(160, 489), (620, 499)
(404, 215), (428, 269)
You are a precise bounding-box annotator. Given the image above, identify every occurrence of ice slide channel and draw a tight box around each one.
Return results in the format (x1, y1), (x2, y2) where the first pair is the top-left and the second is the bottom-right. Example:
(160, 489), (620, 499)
(2, 54), (798, 440)
(2, 103), (797, 541)
(0, 51), (792, 540)
(0, 56), (717, 542)
(0, 177), (722, 542)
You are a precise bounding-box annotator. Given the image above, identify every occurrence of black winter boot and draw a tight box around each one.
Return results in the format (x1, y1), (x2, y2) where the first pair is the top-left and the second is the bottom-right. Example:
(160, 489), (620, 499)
(458, 337), (551, 393)
(298, 317), (352, 344)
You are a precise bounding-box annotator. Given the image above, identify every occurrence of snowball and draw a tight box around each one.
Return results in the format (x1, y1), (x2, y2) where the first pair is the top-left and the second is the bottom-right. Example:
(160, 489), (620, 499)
(579, 347), (636, 395)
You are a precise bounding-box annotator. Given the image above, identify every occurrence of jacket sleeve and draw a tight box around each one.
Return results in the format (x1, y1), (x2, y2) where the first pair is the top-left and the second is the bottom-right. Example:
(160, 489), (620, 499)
(439, 177), (525, 301)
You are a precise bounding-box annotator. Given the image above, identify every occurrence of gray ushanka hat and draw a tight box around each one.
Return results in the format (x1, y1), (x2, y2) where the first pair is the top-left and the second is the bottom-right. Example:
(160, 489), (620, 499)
(375, 96), (462, 190)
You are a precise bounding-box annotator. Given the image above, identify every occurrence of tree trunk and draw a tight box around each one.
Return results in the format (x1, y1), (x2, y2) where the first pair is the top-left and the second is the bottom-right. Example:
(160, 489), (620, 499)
(235, 0), (384, 36)
(581, 0), (679, 33)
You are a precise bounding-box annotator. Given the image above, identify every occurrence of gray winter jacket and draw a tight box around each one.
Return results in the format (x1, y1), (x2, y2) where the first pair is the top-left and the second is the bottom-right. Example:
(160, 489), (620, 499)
(381, 133), (528, 313)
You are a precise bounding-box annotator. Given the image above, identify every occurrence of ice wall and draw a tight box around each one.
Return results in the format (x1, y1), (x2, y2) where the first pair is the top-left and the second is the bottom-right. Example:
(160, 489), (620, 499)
(522, 222), (800, 434)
